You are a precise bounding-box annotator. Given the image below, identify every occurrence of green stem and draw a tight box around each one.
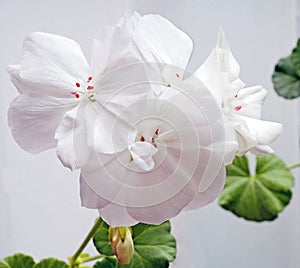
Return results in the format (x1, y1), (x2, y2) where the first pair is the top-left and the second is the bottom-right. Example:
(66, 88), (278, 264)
(76, 254), (105, 265)
(288, 163), (300, 170)
(69, 217), (102, 268)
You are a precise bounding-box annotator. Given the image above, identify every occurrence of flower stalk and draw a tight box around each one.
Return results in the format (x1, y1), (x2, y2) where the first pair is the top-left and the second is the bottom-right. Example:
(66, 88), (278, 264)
(69, 217), (103, 268)
(288, 163), (300, 170)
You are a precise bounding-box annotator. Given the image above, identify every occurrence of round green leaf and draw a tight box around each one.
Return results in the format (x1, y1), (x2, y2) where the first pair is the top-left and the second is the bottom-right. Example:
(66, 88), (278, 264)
(291, 39), (300, 76)
(219, 155), (294, 221)
(34, 258), (68, 268)
(4, 253), (35, 268)
(93, 257), (117, 268)
(272, 55), (300, 99)
(93, 218), (114, 256)
(93, 219), (176, 268)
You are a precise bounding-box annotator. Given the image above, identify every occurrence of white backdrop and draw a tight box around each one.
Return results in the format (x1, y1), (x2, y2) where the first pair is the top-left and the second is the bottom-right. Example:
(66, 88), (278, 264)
(0, 1), (299, 268)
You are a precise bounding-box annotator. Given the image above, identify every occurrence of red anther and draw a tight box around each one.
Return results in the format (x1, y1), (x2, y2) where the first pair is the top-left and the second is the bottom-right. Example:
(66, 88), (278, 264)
(234, 95), (238, 98)
(167, 83), (171, 87)
(75, 93), (80, 98)
(76, 82), (80, 87)
(234, 105), (242, 111)
(155, 129), (159, 135)
(71, 91), (76, 95)
(140, 136), (145, 142)
(87, 85), (94, 90)
(87, 76), (93, 82)
(176, 73), (180, 78)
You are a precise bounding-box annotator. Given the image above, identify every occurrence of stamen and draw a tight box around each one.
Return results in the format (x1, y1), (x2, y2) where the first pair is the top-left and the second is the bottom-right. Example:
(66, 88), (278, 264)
(167, 83), (171, 87)
(87, 85), (94, 90)
(140, 136), (145, 142)
(176, 73), (180, 78)
(234, 105), (242, 111)
(71, 91), (76, 95)
(234, 95), (238, 98)
(87, 76), (93, 82)
(151, 137), (157, 148)
(76, 82), (80, 88)
(75, 93), (80, 98)
(155, 129), (159, 136)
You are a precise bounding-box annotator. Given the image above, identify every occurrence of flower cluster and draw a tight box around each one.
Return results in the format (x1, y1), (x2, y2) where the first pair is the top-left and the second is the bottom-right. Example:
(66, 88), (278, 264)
(7, 12), (282, 227)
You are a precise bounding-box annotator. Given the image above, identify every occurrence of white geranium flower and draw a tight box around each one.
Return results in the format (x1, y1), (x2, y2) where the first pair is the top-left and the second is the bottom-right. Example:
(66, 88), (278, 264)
(80, 62), (238, 227)
(194, 29), (282, 155)
(118, 13), (238, 161)
(7, 28), (151, 170)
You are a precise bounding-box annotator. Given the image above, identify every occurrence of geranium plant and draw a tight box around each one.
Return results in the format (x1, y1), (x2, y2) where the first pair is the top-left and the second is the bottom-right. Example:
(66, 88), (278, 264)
(2, 12), (296, 268)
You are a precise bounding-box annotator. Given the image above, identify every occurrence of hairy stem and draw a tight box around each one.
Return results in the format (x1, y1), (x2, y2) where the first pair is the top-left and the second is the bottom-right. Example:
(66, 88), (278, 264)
(69, 217), (102, 268)
(76, 254), (105, 265)
(288, 163), (300, 170)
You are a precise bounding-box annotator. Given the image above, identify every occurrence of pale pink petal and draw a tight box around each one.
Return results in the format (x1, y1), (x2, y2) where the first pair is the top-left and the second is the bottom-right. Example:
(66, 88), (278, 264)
(184, 166), (226, 210)
(99, 204), (139, 227)
(80, 175), (110, 209)
(8, 95), (76, 154)
(127, 183), (193, 225)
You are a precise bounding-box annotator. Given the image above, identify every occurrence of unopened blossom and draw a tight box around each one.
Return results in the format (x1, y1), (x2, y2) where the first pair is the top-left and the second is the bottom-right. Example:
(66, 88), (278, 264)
(194, 30), (282, 155)
(80, 62), (238, 227)
(109, 226), (134, 264)
(7, 28), (151, 170)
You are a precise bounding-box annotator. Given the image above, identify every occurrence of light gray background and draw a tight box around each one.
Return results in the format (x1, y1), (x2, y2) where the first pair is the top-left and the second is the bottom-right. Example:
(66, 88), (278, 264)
(0, 1), (299, 268)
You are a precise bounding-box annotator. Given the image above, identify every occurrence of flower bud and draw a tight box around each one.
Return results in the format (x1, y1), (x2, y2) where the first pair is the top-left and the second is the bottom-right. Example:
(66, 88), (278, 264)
(109, 226), (134, 264)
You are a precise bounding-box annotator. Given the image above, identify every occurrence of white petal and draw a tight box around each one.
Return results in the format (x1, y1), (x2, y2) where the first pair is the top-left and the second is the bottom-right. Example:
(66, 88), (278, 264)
(8, 95), (76, 154)
(55, 104), (92, 170)
(130, 14), (193, 68)
(236, 86), (267, 119)
(194, 28), (244, 102)
(117, 11), (142, 35)
(16, 32), (90, 98)
(250, 145), (274, 155)
(91, 26), (140, 77)
(86, 102), (135, 154)
(128, 142), (158, 171)
(238, 116), (282, 146)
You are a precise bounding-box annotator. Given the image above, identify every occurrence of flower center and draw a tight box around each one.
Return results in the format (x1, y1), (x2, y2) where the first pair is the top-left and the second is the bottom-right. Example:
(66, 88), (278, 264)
(128, 129), (160, 171)
(222, 91), (244, 114)
(70, 76), (96, 101)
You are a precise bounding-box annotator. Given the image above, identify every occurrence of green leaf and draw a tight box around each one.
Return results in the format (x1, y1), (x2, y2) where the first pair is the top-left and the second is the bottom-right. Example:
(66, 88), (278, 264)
(93, 257), (117, 268)
(93, 219), (176, 268)
(219, 155), (294, 221)
(291, 39), (300, 76)
(93, 219), (114, 256)
(4, 253), (35, 268)
(272, 56), (300, 99)
(34, 258), (68, 268)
